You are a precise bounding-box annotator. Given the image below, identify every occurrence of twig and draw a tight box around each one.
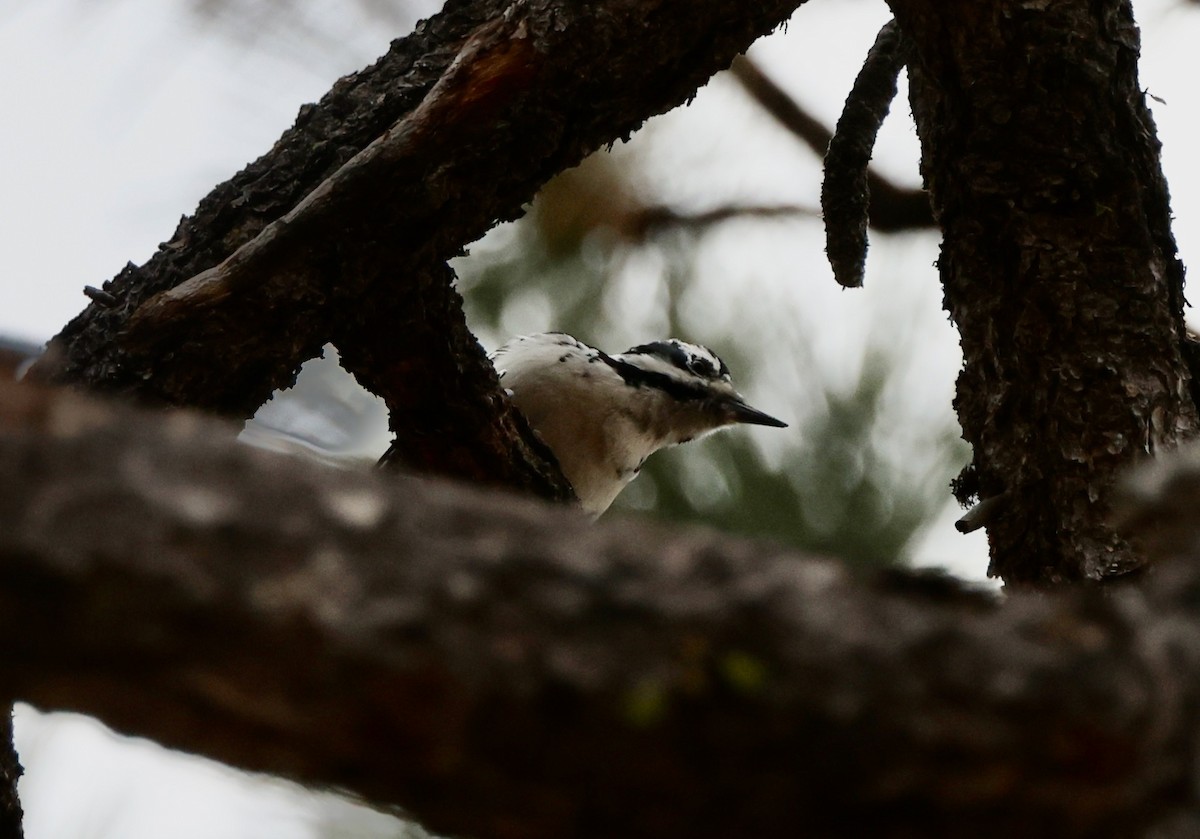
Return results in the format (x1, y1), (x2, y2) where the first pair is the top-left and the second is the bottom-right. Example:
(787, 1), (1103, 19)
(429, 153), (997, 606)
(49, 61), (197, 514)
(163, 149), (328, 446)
(822, 19), (915, 288)
(730, 55), (931, 238)
(626, 202), (818, 239)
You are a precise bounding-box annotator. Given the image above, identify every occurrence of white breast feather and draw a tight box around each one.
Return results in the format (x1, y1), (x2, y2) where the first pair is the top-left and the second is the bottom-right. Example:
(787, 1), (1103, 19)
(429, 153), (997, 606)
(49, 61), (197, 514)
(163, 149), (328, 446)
(492, 334), (663, 516)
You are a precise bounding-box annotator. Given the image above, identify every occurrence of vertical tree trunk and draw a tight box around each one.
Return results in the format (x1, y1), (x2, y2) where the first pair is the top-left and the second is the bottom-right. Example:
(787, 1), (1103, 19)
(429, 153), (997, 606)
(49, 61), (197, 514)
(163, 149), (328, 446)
(892, 0), (1197, 584)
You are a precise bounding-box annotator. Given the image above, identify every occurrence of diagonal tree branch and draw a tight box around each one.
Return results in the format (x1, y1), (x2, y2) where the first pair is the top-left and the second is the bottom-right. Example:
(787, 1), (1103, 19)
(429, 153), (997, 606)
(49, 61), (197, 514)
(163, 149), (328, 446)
(29, 0), (814, 498)
(729, 55), (932, 234)
(625, 202), (818, 239)
(4, 378), (1200, 838)
(32, 0), (511, 405)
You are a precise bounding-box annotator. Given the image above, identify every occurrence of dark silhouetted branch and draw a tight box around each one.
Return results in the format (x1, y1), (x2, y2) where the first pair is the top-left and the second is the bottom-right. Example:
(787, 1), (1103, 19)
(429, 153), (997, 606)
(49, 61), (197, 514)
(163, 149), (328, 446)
(729, 54), (931, 241)
(626, 202), (818, 239)
(822, 20), (913, 288)
(30, 0), (815, 501)
(0, 711), (20, 839)
(4, 377), (1200, 838)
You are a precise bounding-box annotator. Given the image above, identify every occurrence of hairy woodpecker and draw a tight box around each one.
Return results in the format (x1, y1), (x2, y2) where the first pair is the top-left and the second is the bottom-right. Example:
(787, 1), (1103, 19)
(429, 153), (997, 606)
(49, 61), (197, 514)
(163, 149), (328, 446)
(493, 332), (787, 516)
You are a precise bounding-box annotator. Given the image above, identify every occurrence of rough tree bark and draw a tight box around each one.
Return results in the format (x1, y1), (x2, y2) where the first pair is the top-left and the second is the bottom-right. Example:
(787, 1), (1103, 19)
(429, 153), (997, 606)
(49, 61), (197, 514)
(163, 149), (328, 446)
(29, 0), (809, 493)
(16, 1), (813, 829)
(7, 0), (1198, 833)
(893, 0), (1198, 584)
(0, 357), (27, 839)
(0, 712), (21, 839)
(5, 379), (1200, 839)
(35, 0), (1190, 590)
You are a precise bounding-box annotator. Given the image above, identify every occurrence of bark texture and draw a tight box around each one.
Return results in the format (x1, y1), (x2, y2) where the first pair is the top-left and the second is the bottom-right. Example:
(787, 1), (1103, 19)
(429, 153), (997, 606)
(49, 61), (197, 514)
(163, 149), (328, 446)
(0, 712), (21, 839)
(30, 0), (808, 495)
(893, 0), (1197, 583)
(6, 380), (1200, 838)
(0, 362), (28, 839)
(821, 19), (913, 288)
(9, 0), (1198, 832)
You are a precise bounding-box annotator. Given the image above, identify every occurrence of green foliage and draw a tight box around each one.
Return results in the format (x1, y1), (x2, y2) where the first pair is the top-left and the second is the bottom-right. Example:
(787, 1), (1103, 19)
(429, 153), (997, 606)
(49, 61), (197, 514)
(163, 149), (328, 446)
(455, 152), (965, 569)
(626, 354), (964, 569)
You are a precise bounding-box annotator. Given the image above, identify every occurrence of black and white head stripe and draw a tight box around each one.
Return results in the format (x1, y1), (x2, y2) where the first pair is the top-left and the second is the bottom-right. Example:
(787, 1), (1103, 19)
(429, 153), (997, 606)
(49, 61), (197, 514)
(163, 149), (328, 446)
(601, 339), (737, 404)
(607, 339), (786, 427)
(621, 340), (731, 381)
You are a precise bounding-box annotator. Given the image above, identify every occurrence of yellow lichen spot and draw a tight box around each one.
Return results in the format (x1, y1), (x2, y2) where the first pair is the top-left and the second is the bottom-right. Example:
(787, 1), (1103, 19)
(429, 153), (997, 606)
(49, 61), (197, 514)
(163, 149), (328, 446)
(718, 651), (769, 696)
(622, 679), (669, 728)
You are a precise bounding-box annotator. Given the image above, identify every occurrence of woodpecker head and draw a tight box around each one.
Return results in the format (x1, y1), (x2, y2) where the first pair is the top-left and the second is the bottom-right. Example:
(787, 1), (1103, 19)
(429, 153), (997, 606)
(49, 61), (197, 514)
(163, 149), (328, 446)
(607, 339), (787, 443)
(492, 332), (787, 516)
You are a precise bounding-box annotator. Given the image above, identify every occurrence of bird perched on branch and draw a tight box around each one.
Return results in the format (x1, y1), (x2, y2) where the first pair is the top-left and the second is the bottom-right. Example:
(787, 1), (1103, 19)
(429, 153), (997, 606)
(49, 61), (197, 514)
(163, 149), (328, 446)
(492, 332), (787, 516)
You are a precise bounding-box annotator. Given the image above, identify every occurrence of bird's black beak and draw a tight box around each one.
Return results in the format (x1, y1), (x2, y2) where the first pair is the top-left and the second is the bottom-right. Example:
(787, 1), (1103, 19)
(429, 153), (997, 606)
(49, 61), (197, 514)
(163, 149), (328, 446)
(728, 398), (788, 428)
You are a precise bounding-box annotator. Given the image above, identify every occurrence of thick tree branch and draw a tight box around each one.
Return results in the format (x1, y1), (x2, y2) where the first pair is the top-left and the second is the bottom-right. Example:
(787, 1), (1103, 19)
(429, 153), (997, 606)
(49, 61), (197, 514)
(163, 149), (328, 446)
(5, 378), (1200, 838)
(32, 0), (512, 405)
(121, 14), (538, 342)
(30, 0), (811, 497)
